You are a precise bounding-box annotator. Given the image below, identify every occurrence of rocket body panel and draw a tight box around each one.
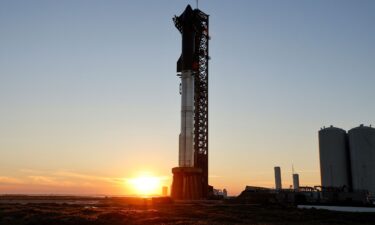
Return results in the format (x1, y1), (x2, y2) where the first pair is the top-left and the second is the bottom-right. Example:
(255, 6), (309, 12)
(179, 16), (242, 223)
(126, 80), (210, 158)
(179, 70), (195, 167)
(174, 5), (198, 72)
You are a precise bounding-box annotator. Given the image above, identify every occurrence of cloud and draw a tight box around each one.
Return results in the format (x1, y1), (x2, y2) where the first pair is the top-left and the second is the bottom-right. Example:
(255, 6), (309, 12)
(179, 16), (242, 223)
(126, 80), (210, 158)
(19, 168), (171, 184)
(4, 169), (172, 195)
(28, 175), (54, 183)
(28, 176), (64, 186)
(53, 171), (121, 184)
(18, 168), (129, 186)
(0, 176), (24, 185)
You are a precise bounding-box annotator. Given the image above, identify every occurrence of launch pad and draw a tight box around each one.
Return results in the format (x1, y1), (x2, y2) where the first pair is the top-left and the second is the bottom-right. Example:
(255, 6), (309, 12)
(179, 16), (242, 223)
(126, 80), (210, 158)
(171, 5), (210, 200)
(171, 167), (203, 200)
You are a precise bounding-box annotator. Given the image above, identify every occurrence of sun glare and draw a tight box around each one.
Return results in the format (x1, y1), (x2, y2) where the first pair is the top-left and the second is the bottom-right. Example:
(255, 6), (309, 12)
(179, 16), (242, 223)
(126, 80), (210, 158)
(128, 175), (161, 196)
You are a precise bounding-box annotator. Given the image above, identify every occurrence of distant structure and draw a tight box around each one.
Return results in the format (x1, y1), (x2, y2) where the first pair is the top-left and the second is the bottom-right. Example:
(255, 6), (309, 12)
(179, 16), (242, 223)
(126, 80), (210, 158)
(348, 125), (375, 194)
(162, 186), (168, 196)
(319, 124), (375, 195)
(171, 5), (210, 200)
(274, 167), (282, 190)
(293, 173), (300, 191)
(319, 126), (351, 188)
(223, 189), (228, 198)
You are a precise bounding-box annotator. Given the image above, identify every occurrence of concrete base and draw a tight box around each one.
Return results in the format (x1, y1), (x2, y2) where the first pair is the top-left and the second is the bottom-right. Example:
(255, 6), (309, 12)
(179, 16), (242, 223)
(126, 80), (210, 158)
(171, 167), (203, 200)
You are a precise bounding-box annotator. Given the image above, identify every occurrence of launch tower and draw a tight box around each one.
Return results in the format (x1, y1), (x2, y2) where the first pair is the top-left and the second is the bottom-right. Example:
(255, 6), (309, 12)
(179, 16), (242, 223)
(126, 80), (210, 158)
(171, 5), (209, 200)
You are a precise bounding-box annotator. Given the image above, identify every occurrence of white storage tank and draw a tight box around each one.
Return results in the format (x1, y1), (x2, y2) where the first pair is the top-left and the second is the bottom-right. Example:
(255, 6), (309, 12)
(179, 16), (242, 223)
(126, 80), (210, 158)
(348, 124), (375, 194)
(319, 126), (351, 188)
(274, 166), (282, 190)
(293, 173), (300, 191)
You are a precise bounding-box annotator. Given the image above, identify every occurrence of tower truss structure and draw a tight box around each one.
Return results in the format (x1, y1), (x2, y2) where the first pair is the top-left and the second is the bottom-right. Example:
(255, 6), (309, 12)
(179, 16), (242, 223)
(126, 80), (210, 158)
(173, 6), (209, 198)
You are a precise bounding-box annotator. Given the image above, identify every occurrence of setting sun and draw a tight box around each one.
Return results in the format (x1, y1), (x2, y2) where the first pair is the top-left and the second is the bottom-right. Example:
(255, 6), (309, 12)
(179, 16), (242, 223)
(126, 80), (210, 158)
(127, 175), (162, 196)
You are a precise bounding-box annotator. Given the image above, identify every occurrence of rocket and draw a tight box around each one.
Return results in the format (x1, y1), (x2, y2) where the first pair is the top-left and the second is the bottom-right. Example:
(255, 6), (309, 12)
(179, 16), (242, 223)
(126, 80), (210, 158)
(171, 4), (209, 200)
(174, 5), (199, 167)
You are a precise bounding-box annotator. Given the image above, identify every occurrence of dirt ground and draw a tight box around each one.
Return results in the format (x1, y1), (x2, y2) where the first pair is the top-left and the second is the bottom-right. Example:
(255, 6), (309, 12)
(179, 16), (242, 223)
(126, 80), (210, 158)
(1, 197), (375, 225)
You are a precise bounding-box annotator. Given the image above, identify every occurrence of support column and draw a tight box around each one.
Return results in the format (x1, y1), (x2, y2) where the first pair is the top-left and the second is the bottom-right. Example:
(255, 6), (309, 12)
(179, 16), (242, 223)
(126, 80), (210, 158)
(171, 167), (203, 200)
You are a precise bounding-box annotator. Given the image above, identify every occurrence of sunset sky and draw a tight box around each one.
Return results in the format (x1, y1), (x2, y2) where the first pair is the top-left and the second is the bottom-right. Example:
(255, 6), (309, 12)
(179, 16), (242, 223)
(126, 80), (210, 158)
(1, 0), (374, 196)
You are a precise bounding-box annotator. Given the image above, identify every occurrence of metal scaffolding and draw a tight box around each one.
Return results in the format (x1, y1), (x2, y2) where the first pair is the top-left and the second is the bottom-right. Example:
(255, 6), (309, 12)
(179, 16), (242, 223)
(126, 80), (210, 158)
(173, 7), (210, 198)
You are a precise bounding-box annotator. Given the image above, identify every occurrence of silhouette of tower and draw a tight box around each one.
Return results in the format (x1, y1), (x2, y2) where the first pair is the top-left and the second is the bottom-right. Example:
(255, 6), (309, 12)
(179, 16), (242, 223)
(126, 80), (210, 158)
(171, 5), (210, 200)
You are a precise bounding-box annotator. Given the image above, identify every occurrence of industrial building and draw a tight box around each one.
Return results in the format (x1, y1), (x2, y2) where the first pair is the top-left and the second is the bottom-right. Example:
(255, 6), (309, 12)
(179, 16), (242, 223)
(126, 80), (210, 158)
(236, 124), (375, 205)
(319, 124), (375, 196)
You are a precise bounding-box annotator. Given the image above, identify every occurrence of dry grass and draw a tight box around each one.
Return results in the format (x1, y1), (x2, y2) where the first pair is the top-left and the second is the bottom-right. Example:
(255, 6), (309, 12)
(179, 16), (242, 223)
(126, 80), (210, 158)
(0, 197), (375, 225)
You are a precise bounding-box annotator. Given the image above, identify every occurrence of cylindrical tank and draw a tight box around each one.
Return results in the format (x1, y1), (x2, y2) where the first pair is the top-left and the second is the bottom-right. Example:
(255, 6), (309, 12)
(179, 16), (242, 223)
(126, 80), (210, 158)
(348, 124), (375, 194)
(274, 166), (282, 190)
(293, 174), (299, 191)
(319, 126), (351, 188)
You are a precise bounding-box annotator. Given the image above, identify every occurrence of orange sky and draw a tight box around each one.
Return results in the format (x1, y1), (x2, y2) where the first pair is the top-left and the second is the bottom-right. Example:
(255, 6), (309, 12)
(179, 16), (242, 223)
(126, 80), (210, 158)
(0, 1), (374, 196)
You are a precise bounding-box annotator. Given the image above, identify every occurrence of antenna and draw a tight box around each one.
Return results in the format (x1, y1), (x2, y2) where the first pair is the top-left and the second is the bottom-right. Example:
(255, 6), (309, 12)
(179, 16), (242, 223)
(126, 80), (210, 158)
(196, 0), (199, 9)
(292, 164), (295, 174)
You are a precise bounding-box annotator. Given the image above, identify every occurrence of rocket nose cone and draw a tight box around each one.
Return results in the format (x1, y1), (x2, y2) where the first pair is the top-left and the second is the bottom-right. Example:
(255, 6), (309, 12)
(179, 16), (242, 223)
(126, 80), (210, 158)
(185, 4), (193, 12)
(179, 5), (194, 21)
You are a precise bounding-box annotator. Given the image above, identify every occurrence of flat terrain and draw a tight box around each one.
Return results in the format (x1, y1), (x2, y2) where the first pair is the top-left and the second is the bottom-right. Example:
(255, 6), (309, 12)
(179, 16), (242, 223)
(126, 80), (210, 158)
(1, 196), (375, 225)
